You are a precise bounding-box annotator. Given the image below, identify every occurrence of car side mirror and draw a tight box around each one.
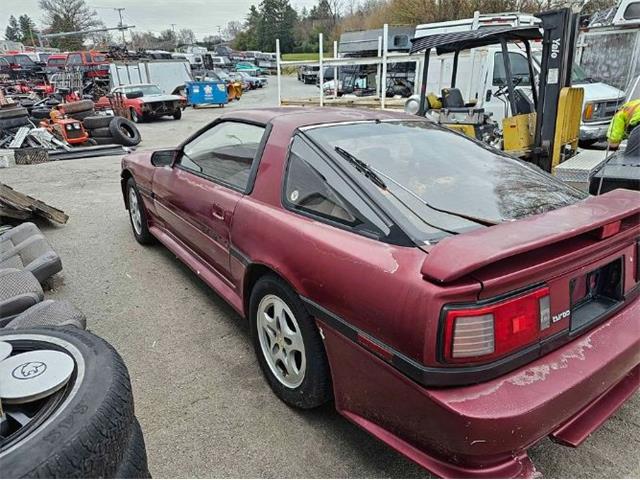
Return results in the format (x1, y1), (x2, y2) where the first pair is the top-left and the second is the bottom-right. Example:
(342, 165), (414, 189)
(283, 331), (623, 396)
(126, 91), (144, 99)
(486, 89), (492, 101)
(151, 149), (177, 167)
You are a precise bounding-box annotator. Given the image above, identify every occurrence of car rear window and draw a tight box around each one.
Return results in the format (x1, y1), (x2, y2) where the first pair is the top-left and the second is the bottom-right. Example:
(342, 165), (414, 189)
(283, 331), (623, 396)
(306, 121), (587, 242)
(48, 58), (66, 66)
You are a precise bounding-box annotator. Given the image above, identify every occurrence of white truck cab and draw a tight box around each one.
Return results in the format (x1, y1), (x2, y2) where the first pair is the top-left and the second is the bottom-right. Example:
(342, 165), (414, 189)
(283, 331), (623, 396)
(414, 12), (626, 144)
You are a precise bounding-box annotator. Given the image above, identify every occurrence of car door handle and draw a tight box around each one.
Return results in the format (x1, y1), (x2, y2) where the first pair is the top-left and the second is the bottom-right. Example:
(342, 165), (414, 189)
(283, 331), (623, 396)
(211, 204), (225, 221)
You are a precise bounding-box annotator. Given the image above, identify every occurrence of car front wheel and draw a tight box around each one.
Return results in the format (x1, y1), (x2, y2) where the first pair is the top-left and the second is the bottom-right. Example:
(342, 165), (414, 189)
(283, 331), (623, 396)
(250, 274), (331, 409)
(126, 178), (154, 245)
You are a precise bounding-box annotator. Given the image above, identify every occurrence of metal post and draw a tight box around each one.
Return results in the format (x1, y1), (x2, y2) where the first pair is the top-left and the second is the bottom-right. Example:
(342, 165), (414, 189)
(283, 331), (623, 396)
(319, 33), (324, 107)
(414, 59), (421, 95)
(376, 36), (382, 98)
(500, 37), (518, 116)
(381, 24), (388, 109)
(333, 41), (339, 99)
(276, 39), (282, 107)
(451, 50), (460, 88)
(523, 40), (538, 109)
(418, 48), (430, 115)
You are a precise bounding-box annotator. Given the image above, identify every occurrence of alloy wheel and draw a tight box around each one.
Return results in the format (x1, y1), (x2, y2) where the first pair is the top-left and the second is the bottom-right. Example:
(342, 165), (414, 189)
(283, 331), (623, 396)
(257, 294), (306, 388)
(128, 188), (142, 236)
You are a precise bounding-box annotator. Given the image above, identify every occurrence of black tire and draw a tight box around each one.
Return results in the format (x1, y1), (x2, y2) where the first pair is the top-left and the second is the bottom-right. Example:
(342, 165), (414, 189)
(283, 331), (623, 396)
(30, 107), (52, 120)
(0, 106), (28, 119)
(126, 177), (154, 245)
(92, 136), (119, 145)
(109, 117), (141, 147)
(90, 126), (112, 138)
(0, 327), (137, 478)
(249, 274), (332, 409)
(115, 418), (151, 479)
(85, 138), (98, 146)
(60, 99), (94, 114)
(70, 109), (95, 121)
(0, 115), (30, 130)
(83, 115), (114, 129)
(172, 108), (182, 120)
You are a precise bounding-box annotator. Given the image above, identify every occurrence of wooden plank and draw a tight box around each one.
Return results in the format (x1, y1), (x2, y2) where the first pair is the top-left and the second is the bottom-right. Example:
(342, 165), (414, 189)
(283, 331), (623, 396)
(0, 183), (68, 224)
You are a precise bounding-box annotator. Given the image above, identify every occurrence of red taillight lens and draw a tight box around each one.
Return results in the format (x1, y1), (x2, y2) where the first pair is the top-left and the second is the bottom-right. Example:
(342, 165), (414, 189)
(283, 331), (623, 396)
(442, 287), (550, 364)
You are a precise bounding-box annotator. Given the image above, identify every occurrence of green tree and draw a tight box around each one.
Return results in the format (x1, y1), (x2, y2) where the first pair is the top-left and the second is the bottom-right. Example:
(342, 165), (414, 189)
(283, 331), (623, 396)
(39, 0), (100, 50)
(18, 15), (39, 46)
(256, 0), (297, 52)
(4, 15), (21, 42)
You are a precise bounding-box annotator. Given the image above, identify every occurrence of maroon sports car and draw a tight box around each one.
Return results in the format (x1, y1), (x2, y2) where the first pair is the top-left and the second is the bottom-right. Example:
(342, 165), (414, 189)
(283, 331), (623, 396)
(121, 108), (640, 477)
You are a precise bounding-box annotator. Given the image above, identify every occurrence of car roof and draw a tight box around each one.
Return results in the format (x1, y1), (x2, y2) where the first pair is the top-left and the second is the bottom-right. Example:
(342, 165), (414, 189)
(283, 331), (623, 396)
(219, 107), (415, 129)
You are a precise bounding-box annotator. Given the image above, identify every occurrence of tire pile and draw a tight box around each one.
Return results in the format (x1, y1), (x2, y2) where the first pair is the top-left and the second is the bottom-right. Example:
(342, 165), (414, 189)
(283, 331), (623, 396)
(0, 105), (30, 131)
(0, 223), (151, 478)
(83, 115), (141, 147)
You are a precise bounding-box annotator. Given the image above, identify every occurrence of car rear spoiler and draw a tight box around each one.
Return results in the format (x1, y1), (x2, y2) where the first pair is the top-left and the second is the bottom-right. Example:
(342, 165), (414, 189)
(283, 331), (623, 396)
(421, 189), (640, 283)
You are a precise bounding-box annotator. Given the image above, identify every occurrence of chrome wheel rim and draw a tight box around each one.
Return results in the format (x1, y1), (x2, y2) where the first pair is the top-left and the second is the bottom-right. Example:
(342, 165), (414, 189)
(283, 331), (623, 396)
(257, 294), (306, 388)
(128, 188), (142, 235)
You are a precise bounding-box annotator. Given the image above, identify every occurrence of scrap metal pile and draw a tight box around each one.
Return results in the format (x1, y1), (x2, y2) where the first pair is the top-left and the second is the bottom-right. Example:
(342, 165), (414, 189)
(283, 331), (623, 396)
(0, 87), (140, 162)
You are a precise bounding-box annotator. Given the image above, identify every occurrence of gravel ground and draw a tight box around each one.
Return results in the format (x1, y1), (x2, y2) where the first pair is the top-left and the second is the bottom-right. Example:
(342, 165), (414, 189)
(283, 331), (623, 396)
(1, 75), (638, 478)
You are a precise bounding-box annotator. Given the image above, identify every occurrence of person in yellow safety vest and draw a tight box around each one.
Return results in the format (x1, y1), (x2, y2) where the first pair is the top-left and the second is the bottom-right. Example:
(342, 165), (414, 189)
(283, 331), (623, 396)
(607, 98), (640, 149)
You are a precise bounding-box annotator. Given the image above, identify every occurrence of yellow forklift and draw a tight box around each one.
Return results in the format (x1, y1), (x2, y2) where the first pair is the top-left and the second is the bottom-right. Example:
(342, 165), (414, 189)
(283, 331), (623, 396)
(409, 8), (583, 173)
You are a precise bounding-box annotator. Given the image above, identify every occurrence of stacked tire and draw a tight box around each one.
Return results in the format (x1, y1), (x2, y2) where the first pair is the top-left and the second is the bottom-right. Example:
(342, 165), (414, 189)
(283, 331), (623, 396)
(0, 327), (151, 478)
(0, 106), (30, 131)
(59, 99), (96, 121)
(84, 115), (142, 147)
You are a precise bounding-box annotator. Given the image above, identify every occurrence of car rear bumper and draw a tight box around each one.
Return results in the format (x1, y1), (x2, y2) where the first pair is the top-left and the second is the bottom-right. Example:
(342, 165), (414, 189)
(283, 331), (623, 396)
(321, 296), (640, 478)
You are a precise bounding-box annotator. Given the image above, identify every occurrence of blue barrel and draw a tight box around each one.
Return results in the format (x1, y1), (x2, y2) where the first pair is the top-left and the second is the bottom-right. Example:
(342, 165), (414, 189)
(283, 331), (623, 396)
(185, 81), (228, 107)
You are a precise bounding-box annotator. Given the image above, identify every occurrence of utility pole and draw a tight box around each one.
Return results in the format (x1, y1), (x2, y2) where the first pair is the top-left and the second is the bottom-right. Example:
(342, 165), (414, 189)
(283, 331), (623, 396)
(115, 7), (127, 47)
(171, 24), (178, 52)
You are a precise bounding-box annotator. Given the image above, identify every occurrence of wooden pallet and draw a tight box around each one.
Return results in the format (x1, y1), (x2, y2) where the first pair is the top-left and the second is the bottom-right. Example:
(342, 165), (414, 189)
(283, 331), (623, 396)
(0, 183), (68, 224)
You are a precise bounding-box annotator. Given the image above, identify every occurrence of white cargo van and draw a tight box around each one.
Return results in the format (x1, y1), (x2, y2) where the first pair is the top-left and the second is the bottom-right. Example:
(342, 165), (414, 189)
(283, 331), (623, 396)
(414, 12), (626, 144)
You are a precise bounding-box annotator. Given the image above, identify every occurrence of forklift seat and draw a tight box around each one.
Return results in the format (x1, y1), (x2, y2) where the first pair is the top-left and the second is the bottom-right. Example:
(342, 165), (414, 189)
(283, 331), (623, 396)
(442, 88), (465, 108)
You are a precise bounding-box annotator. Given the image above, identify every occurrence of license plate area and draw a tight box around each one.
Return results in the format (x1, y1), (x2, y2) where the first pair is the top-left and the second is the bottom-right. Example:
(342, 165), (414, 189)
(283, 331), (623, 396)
(569, 257), (624, 332)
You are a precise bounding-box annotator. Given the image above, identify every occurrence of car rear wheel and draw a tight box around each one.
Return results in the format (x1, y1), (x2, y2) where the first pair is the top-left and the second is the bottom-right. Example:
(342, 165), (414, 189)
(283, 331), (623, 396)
(172, 108), (182, 120)
(126, 178), (154, 245)
(250, 275), (331, 409)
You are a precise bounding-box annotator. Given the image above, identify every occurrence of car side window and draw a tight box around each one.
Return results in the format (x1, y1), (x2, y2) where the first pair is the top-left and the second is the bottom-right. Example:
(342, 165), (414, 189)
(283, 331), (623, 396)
(283, 136), (387, 237)
(179, 121), (265, 191)
(67, 54), (82, 65)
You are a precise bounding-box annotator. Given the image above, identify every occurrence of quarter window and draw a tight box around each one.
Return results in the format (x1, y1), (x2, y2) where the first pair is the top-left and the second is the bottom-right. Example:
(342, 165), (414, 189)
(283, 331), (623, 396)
(284, 136), (387, 236)
(624, 1), (640, 19)
(180, 121), (265, 191)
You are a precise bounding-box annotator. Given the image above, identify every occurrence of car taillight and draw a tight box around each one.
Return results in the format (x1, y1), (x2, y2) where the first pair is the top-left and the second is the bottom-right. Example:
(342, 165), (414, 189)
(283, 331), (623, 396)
(442, 286), (550, 364)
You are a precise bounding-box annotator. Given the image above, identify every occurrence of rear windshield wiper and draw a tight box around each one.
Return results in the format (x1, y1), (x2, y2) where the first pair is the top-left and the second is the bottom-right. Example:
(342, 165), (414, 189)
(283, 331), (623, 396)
(334, 146), (387, 190)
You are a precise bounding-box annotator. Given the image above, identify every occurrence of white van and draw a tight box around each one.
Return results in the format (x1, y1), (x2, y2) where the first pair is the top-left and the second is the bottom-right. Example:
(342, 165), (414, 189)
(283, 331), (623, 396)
(414, 12), (626, 144)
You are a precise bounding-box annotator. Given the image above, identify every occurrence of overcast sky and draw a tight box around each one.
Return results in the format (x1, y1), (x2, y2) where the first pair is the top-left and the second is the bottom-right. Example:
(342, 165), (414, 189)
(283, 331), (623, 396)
(4, 0), (320, 39)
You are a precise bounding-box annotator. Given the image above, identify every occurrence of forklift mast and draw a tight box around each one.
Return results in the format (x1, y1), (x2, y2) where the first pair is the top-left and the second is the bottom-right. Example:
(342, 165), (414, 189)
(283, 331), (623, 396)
(533, 8), (580, 172)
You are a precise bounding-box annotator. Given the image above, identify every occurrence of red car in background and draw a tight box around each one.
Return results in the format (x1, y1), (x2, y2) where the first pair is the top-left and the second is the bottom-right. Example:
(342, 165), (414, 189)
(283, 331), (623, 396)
(96, 83), (185, 123)
(65, 50), (109, 78)
(120, 108), (640, 477)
